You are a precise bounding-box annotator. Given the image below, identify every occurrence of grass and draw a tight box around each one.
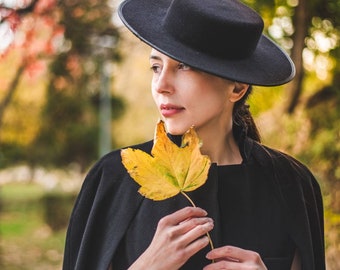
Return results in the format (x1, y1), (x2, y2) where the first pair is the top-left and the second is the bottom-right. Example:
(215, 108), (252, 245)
(0, 182), (73, 270)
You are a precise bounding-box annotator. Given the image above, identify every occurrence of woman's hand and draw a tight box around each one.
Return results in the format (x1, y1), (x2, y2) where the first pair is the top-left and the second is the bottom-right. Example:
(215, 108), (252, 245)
(128, 206), (214, 270)
(204, 246), (267, 270)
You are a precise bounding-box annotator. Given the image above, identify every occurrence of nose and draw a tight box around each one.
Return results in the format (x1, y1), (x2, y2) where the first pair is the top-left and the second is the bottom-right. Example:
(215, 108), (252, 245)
(153, 68), (175, 95)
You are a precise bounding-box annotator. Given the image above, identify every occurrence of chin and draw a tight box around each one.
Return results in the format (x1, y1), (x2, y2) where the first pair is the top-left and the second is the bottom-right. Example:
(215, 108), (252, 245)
(163, 121), (190, 136)
(165, 127), (185, 136)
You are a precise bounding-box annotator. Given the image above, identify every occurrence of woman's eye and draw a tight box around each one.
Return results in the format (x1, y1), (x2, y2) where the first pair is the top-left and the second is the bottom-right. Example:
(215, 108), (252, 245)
(178, 63), (191, 70)
(150, 65), (161, 73)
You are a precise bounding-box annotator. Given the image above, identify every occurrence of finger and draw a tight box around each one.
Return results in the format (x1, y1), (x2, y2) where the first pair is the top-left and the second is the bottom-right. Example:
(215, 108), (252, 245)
(206, 246), (243, 261)
(185, 235), (211, 257)
(179, 218), (214, 244)
(160, 206), (208, 226)
(206, 245), (261, 263)
(177, 217), (213, 234)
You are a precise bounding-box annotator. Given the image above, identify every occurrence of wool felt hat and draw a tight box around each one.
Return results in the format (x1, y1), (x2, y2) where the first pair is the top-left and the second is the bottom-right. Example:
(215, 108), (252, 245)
(118, 0), (295, 86)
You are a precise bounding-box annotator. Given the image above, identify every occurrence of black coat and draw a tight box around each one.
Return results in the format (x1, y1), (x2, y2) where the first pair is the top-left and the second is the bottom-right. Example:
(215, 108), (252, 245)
(63, 137), (325, 270)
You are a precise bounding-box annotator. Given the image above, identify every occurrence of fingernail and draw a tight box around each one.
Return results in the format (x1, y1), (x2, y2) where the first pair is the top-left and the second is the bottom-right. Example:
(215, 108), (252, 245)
(205, 221), (214, 229)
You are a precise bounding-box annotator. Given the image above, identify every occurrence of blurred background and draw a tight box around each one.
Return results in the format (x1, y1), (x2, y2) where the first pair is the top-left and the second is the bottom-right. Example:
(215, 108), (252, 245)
(0, 0), (339, 269)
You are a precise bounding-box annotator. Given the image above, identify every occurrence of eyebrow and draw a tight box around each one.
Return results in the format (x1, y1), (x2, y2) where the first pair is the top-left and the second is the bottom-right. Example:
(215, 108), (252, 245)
(149, 54), (162, 61)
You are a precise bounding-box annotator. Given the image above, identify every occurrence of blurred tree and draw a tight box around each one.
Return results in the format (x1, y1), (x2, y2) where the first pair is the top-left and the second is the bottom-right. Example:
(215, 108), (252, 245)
(30, 0), (124, 171)
(0, 0), (57, 132)
(284, 0), (308, 114)
(0, 0), (125, 170)
(246, 0), (339, 114)
(0, 0), (64, 167)
(286, 0), (340, 114)
(298, 1), (340, 216)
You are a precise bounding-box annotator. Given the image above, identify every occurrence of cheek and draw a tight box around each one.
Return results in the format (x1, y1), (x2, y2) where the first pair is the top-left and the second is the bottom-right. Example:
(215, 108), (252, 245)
(198, 89), (228, 108)
(198, 94), (230, 118)
(151, 86), (158, 103)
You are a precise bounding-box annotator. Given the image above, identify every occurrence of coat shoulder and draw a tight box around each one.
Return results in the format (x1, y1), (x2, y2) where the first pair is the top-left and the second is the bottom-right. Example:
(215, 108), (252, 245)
(251, 140), (315, 181)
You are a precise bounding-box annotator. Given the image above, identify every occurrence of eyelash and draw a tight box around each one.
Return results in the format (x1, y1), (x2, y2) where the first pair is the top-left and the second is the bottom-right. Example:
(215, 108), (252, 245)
(150, 65), (160, 73)
(150, 63), (191, 73)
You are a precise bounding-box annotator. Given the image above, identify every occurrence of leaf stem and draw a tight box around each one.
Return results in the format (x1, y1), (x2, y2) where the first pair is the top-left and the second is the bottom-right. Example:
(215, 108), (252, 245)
(180, 191), (215, 252)
(181, 190), (197, 207)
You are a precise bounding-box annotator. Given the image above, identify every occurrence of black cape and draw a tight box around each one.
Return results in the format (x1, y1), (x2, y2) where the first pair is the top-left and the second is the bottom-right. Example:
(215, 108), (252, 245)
(63, 137), (325, 270)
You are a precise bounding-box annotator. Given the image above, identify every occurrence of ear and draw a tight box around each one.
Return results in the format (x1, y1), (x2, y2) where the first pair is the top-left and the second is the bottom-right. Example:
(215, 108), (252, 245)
(229, 82), (249, 103)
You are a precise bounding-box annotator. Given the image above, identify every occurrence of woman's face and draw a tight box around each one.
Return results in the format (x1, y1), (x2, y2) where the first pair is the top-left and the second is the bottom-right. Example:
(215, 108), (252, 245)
(150, 49), (238, 135)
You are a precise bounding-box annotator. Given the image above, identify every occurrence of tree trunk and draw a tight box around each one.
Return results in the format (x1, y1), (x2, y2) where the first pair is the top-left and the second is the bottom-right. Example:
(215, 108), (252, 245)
(285, 0), (309, 114)
(0, 63), (26, 134)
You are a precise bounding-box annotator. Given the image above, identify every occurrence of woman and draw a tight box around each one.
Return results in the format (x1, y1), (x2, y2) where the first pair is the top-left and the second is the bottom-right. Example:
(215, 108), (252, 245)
(63, 0), (325, 269)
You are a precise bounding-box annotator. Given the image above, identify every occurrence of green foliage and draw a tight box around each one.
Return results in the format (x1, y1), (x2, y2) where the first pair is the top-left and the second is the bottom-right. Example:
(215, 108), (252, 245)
(303, 86), (340, 184)
(27, 0), (125, 171)
(0, 143), (25, 168)
(248, 86), (284, 116)
(60, 0), (120, 59)
(243, 0), (276, 11)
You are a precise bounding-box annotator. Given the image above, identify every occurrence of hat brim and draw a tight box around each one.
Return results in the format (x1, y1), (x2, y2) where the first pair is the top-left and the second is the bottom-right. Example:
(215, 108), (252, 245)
(119, 0), (295, 86)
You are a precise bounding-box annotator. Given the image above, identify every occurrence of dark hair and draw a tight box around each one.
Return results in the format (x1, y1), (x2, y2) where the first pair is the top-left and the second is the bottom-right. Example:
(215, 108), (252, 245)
(233, 86), (261, 142)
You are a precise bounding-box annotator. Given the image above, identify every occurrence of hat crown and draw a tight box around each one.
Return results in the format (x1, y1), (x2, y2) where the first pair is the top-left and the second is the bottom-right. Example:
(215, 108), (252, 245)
(163, 0), (264, 59)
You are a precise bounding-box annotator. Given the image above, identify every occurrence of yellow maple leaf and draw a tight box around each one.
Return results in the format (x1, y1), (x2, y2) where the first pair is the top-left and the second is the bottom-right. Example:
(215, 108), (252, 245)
(121, 120), (211, 201)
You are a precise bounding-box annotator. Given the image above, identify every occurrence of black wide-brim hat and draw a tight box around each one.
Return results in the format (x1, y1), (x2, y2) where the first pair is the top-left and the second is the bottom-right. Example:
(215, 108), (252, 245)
(118, 0), (295, 86)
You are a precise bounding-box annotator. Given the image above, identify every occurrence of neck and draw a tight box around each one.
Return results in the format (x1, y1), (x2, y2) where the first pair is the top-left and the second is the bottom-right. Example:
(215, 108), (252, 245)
(197, 123), (242, 166)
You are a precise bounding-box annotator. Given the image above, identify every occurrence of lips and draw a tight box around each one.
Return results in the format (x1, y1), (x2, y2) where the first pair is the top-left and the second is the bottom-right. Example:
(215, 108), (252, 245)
(160, 104), (184, 117)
